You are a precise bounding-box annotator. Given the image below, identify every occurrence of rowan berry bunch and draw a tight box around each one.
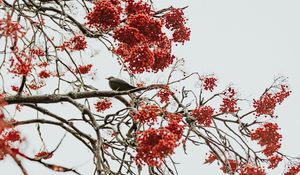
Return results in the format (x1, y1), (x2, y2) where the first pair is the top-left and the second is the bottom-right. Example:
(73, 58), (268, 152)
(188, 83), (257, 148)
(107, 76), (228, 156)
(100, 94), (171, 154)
(85, 0), (190, 74)
(284, 165), (300, 175)
(157, 85), (174, 104)
(253, 84), (291, 117)
(202, 76), (218, 92)
(250, 123), (282, 157)
(95, 98), (113, 112)
(192, 106), (215, 127)
(0, 110), (22, 161)
(220, 87), (240, 113)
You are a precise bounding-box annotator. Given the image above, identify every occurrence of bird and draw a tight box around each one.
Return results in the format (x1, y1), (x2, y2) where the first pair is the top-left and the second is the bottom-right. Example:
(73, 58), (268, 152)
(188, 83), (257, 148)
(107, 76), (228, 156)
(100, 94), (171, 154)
(106, 76), (137, 91)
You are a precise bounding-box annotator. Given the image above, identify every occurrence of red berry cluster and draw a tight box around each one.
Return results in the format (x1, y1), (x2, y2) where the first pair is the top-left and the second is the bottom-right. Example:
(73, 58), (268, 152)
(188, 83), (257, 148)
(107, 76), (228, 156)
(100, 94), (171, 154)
(204, 152), (218, 164)
(0, 13), (26, 46)
(75, 64), (93, 74)
(191, 106), (214, 127)
(220, 87), (239, 113)
(86, 0), (122, 31)
(29, 48), (45, 57)
(38, 70), (51, 79)
(284, 164), (300, 175)
(239, 165), (266, 175)
(202, 76), (218, 92)
(164, 9), (191, 44)
(84, 0), (190, 73)
(0, 116), (22, 160)
(135, 128), (178, 167)
(250, 123), (282, 157)
(128, 13), (163, 42)
(172, 26), (191, 44)
(9, 49), (33, 76)
(132, 104), (160, 125)
(164, 9), (185, 30)
(276, 84), (291, 104)
(164, 113), (185, 140)
(113, 16), (172, 74)
(114, 26), (145, 46)
(134, 110), (184, 167)
(115, 44), (155, 73)
(220, 159), (238, 174)
(254, 93), (276, 116)
(58, 35), (87, 51)
(125, 0), (151, 16)
(3, 130), (20, 142)
(268, 154), (283, 169)
(37, 62), (49, 68)
(253, 84), (291, 116)
(152, 48), (175, 72)
(27, 80), (45, 90)
(11, 86), (19, 92)
(157, 85), (174, 104)
(94, 98), (112, 112)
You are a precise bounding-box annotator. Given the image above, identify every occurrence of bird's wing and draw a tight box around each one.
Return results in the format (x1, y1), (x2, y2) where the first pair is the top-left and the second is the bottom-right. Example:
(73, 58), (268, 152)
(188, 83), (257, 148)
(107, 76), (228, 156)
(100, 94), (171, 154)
(113, 78), (136, 88)
(112, 78), (131, 85)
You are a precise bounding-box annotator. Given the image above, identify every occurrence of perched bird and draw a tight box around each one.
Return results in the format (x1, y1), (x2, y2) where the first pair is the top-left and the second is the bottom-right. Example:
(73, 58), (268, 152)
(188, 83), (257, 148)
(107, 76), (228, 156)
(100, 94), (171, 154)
(106, 76), (137, 91)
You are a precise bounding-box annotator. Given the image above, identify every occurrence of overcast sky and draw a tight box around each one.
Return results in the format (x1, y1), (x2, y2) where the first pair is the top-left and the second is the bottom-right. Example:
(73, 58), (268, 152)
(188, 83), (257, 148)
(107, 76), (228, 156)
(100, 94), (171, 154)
(175, 1), (300, 174)
(1, 0), (300, 174)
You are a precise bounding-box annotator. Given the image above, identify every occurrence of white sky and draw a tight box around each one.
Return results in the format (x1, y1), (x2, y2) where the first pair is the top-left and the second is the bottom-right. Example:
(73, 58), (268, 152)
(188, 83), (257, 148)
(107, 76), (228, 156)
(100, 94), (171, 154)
(1, 0), (300, 174)
(174, 1), (300, 174)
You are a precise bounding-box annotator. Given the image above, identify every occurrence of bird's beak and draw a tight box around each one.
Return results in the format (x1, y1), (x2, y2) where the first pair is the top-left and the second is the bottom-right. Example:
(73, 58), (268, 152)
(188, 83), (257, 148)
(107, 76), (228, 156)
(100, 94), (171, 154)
(105, 77), (109, 80)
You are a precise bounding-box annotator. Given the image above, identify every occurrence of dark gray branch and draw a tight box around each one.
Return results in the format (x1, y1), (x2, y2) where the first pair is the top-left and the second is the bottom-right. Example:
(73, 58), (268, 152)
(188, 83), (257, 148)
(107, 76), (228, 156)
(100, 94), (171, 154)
(5, 85), (163, 105)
